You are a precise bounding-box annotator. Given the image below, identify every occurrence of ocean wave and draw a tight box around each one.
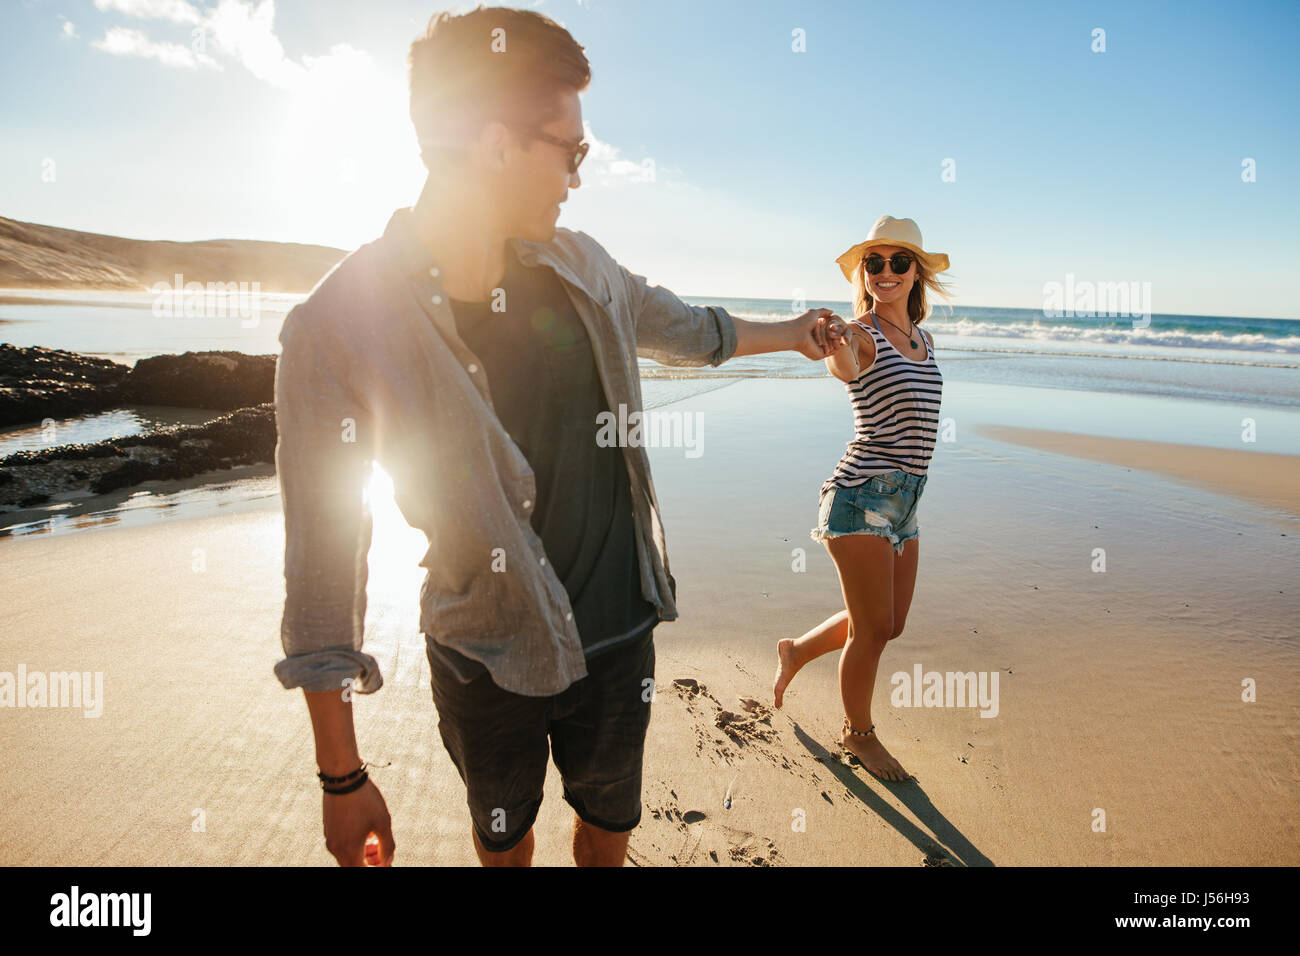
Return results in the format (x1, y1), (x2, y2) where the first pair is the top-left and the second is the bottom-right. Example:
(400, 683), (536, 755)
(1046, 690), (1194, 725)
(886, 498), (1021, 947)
(638, 349), (1299, 374)
(933, 346), (1300, 369)
(716, 307), (1300, 355)
(923, 317), (1300, 354)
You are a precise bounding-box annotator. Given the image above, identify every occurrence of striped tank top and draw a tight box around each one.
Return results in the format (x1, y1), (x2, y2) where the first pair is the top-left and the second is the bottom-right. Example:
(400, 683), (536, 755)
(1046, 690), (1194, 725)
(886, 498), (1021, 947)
(821, 312), (943, 493)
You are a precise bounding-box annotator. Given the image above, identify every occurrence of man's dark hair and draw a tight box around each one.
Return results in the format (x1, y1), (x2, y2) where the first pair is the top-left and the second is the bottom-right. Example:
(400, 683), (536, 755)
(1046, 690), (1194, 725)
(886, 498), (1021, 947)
(409, 6), (591, 165)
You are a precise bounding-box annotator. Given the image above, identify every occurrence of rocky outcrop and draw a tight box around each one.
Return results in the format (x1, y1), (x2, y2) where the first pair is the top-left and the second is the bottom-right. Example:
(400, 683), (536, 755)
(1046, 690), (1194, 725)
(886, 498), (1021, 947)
(0, 404), (276, 511)
(0, 345), (276, 427)
(0, 345), (284, 511)
(0, 344), (131, 427)
(113, 351), (276, 411)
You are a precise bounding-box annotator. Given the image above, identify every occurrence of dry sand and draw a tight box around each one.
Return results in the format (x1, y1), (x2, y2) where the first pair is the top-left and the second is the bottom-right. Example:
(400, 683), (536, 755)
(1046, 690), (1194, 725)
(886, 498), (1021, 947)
(1, 378), (1296, 866)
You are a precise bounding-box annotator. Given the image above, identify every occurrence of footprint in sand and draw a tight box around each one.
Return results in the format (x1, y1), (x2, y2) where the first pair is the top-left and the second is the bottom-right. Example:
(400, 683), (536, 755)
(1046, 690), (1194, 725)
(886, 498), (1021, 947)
(670, 680), (814, 781)
(713, 707), (777, 743)
(653, 802), (780, 867)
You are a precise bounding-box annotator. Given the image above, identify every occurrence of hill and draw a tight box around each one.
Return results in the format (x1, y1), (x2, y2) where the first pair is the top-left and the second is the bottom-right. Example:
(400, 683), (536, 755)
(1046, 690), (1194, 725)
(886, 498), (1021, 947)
(0, 216), (347, 292)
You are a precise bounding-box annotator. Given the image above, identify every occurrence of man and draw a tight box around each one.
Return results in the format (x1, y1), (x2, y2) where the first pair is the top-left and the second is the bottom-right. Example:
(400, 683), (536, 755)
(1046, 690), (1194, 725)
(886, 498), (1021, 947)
(273, 5), (846, 867)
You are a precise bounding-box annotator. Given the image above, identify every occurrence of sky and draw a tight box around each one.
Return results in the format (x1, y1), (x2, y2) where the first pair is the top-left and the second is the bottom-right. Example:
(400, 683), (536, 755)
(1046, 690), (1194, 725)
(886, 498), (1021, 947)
(1, 0), (1298, 316)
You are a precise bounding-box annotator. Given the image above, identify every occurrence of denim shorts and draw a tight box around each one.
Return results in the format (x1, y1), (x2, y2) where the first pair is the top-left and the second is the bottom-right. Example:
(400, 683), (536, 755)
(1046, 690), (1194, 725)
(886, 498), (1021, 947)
(426, 628), (655, 853)
(810, 469), (928, 555)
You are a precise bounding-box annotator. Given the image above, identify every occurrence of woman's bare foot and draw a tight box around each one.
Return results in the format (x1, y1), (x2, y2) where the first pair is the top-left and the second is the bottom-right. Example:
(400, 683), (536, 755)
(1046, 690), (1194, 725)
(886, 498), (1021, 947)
(841, 726), (911, 782)
(773, 638), (801, 708)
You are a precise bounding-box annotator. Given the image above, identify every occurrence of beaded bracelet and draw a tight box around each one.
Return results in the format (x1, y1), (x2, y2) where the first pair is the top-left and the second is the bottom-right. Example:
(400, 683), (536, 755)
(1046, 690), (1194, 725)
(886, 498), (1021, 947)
(322, 771), (369, 796)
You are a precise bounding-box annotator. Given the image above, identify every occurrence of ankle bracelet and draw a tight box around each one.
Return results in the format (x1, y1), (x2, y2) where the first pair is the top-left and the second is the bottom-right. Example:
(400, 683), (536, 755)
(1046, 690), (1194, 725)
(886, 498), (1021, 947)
(843, 718), (876, 737)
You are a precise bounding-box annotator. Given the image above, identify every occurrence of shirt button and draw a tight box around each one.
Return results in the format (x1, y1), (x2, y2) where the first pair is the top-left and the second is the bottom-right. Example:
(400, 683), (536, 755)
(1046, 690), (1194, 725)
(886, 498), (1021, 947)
(522, 499), (532, 509)
(539, 557), (546, 567)
(565, 612), (573, 621)
(428, 267), (440, 278)
(432, 294), (443, 306)
(467, 363), (478, 374)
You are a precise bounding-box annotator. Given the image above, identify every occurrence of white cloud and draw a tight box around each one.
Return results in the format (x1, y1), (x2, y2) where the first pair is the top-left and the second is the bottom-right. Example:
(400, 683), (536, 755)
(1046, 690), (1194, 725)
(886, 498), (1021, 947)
(60, 19), (78, 38)
(582, 123), (660, 186)
(89, 0), (371, 94)
(204, 0), (334, 91)
(85, 0), (659, 204)
(92, 25), (219, 69)
(92, 0), (204, 25)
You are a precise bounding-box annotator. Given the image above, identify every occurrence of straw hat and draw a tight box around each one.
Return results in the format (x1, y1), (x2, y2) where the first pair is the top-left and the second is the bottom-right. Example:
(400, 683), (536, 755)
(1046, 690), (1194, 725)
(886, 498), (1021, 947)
(835, 215), (949, 282)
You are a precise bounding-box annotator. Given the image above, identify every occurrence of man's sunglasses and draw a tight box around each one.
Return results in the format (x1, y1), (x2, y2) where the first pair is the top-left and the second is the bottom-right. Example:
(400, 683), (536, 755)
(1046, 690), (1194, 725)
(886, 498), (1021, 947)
(528, 130), (590, 174)
(863, 252), (915, 276)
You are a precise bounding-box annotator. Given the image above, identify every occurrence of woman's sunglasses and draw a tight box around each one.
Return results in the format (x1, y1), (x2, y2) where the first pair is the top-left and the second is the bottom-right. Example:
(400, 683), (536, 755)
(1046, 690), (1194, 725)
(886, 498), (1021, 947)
(862, 252), (915, 276)
(528, 130), (590, 174)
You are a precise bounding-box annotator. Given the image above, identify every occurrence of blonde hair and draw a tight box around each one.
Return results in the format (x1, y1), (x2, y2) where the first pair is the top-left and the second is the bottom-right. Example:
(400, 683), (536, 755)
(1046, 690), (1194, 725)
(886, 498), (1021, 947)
(851, 252), (953, 324)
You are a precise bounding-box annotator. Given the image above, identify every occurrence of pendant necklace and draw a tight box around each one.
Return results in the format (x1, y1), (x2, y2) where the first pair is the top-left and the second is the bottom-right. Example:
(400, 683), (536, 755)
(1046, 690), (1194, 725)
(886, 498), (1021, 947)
(871, 309), (919, 349)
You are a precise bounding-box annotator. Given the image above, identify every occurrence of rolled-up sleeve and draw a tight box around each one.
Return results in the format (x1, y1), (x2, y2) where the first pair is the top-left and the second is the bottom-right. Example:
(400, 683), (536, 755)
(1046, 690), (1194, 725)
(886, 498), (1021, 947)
(272, 306), (382, 695)
(621, 265), (738, 368)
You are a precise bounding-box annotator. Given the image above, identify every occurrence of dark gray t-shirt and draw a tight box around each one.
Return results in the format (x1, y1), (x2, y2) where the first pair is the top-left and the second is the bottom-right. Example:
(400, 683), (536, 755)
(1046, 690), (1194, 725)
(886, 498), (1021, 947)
(427, 248), (657, 686)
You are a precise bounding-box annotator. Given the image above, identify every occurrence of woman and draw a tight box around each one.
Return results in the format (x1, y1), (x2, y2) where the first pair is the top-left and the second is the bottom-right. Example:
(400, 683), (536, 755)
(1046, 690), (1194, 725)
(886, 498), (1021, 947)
(773, 215), (951, 782)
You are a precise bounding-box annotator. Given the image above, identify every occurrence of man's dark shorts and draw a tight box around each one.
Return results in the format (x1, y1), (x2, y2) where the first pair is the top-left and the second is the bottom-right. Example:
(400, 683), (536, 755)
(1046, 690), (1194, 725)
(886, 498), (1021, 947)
(426, 629), (656, 853)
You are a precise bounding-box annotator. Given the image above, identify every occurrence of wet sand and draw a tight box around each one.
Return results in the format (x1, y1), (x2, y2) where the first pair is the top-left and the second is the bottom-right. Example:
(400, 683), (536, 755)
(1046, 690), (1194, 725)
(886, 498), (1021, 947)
(1, 377), (1296, 865)
(976, 424), (1300, 518)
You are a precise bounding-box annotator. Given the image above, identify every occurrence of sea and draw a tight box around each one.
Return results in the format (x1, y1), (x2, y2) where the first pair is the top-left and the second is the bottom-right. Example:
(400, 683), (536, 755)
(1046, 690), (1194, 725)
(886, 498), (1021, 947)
(1, 291), (1298, 537)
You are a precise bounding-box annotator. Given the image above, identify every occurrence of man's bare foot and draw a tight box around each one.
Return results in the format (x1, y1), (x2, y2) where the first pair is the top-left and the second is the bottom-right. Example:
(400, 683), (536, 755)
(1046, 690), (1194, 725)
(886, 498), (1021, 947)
(841, 727), (912, 782)
(773, 638), (800, 709)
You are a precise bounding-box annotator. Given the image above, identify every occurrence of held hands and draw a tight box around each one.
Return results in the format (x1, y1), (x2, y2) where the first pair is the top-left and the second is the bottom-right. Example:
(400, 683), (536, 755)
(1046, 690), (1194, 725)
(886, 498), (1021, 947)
(792, 308), (851, 360)
(823, 314), (850, 352)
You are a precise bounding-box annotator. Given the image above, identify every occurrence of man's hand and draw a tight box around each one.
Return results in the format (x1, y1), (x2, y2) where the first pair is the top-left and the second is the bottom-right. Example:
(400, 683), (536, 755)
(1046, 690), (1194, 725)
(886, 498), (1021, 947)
(322, 778), (396, 866)
(792, 308), (850, 360)
(729, 308), (850, 359)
